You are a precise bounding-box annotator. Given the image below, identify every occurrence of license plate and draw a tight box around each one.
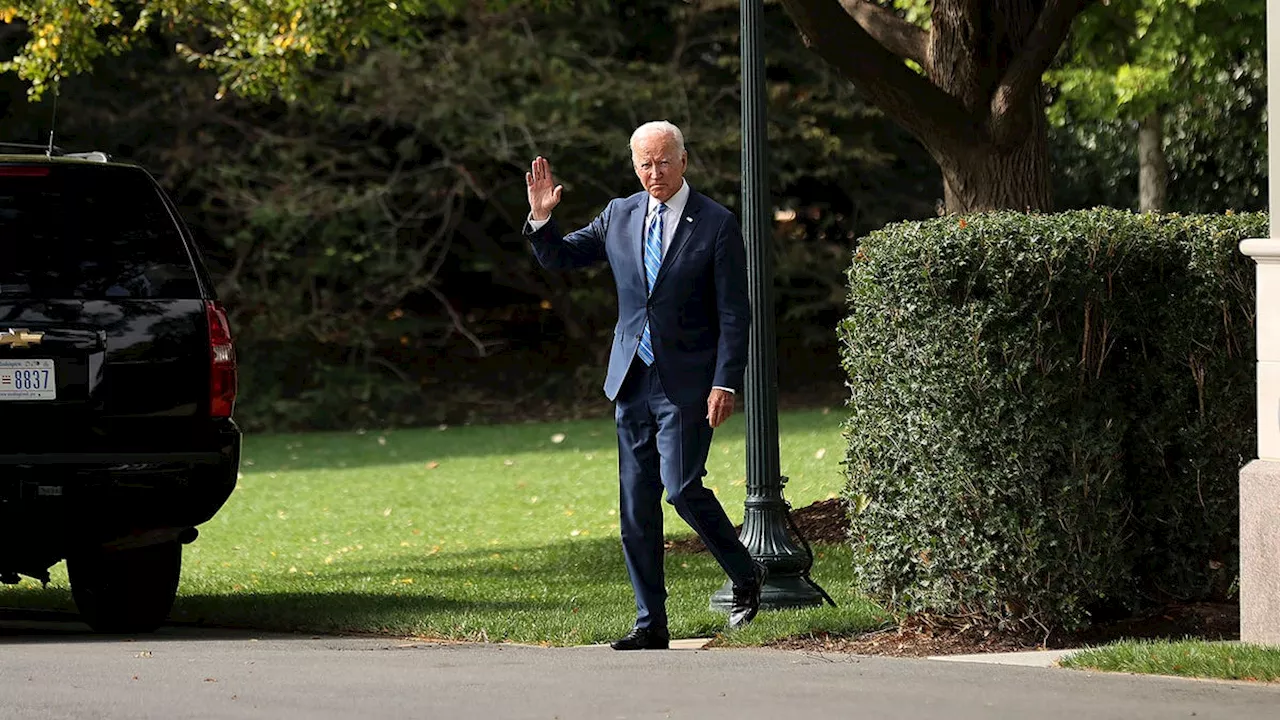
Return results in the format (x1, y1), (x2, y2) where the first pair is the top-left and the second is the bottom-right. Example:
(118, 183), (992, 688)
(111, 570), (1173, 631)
(0, 359), (56, 400)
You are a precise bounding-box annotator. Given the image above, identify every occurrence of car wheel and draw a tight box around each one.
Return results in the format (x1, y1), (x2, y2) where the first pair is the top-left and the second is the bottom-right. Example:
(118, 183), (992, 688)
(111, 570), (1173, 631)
(68, 541), (182, 633)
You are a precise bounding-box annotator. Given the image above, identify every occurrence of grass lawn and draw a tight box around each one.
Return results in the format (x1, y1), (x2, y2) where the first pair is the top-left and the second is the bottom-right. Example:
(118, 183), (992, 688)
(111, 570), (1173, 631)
(1061, 640), (1280, 682)
(1, 408), (886, 645)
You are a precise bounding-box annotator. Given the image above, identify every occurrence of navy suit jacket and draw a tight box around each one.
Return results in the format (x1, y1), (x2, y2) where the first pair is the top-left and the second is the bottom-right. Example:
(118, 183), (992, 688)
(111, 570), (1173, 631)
(527, 189), (751, 406)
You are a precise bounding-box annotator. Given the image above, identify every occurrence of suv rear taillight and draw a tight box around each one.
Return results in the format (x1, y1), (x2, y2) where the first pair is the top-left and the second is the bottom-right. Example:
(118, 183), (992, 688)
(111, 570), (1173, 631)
(206, 301), (237, 418)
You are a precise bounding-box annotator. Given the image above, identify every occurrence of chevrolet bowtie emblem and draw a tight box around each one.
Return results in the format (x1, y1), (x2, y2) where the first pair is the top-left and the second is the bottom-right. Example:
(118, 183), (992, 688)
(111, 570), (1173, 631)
(0, 329), (44, 349)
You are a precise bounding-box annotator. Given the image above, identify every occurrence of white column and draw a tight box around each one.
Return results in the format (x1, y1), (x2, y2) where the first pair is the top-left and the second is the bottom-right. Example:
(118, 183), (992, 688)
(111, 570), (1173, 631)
(1235, 0), (1280, 646)
(1241, 241), (1280, 462)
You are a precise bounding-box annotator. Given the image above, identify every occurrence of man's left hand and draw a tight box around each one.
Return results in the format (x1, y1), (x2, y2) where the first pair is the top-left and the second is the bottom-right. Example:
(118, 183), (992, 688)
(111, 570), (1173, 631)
(707, 388), (735, 429)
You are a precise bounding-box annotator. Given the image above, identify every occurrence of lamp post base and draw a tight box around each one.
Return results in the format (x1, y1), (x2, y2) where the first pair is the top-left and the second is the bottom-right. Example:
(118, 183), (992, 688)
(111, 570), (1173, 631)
(709, 491), (826, 612)
(709, 572), (825, 612)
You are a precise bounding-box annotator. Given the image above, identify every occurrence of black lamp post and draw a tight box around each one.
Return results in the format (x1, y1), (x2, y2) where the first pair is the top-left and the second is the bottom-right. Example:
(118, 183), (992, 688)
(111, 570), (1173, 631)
(710, 0), (825, 612)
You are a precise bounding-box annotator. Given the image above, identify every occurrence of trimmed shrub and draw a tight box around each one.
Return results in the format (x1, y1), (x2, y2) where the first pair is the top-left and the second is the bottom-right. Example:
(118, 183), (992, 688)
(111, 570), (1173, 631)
(840, 209), (1262, 631)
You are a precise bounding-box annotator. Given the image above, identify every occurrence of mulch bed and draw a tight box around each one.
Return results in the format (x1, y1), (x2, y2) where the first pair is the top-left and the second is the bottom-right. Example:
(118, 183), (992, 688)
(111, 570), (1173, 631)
(677, 497), (1240, 657)
(665, 497), (851, 554)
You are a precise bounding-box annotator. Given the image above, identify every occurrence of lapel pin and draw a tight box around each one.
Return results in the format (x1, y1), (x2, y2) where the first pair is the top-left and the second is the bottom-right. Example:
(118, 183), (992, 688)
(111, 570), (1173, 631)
(685, 217), (693, 223)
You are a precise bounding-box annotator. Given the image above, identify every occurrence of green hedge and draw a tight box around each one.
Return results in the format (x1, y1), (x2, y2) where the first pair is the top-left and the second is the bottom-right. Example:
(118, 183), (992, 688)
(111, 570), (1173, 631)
(840, 209), (1262, 631)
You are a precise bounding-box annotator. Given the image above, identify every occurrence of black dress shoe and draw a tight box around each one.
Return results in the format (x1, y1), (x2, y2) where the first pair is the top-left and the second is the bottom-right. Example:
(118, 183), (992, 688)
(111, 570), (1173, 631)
(609, 626), (670, 650)
(728, 562), (768, 630)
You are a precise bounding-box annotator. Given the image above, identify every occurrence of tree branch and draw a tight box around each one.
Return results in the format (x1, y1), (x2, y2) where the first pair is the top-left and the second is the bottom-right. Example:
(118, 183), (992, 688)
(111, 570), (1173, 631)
(779, 0), (978, 152)
(990, 0), (1094, 146)
(838, 0), (927, 67)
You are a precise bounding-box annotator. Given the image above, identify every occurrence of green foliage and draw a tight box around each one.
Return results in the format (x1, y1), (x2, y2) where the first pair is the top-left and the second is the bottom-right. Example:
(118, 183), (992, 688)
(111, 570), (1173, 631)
(1045, 0), (1265, 212)
(1048, 0), (1264, 123)
(840, 209), (1262, 631)
(1050, 65), (1267, 214)
(3, 2), (936, 432)
(0, 0), (498, 100)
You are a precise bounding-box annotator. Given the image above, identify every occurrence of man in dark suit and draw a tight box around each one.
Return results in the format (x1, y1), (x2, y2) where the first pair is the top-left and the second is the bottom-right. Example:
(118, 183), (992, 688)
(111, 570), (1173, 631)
(525, 121), (765, 651)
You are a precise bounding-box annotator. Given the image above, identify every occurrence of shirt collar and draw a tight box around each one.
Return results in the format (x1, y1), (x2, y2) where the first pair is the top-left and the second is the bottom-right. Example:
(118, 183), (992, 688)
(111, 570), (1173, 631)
(647, 180), (691, 218)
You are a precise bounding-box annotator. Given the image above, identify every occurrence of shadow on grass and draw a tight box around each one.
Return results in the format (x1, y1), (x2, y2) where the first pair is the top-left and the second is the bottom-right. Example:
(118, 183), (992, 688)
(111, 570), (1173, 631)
(0, 536), (871, 646)
(241, 408), (843, 472)
(0, 592), (546, 645)
(0, 537), (631, 644)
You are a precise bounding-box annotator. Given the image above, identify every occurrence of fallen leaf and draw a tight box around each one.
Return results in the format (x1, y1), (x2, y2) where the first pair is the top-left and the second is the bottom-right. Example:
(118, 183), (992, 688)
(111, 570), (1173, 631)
(815, 448), (827, 459)
(426, 462), (439, 469)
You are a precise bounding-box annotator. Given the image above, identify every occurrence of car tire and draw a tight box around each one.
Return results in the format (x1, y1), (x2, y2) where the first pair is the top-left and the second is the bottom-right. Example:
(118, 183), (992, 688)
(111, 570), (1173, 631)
(68, 541), (182, 633)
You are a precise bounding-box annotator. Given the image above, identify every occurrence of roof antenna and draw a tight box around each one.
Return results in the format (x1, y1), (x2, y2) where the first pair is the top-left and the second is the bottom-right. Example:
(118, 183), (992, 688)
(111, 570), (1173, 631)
(45, 64), (62, 158)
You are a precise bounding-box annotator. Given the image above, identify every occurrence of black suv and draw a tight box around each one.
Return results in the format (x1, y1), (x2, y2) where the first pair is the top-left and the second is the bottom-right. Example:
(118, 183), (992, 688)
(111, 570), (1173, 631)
(0, 146), (241, 632)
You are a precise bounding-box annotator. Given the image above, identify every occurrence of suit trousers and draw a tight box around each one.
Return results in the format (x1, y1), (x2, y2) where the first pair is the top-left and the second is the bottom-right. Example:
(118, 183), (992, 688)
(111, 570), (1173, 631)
(614, 359), (756, 630)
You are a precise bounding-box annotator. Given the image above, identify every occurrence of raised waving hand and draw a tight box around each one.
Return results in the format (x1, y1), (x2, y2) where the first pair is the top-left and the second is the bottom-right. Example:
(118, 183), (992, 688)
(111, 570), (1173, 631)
(526, 156), (563, 222)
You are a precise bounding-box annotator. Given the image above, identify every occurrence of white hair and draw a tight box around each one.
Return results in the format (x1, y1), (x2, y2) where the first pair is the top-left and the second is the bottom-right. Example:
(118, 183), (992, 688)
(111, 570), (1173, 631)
(630, 121), (686, 158)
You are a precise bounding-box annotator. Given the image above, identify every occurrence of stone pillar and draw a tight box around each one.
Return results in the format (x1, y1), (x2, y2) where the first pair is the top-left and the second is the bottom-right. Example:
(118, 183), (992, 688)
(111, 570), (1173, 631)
(1237, 0), (1280, 645)
(1240, 241), (1280, 645)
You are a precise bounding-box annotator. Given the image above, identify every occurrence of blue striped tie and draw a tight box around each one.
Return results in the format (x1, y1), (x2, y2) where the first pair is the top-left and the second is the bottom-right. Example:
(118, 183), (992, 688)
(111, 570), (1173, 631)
(636, 203), (666, 366)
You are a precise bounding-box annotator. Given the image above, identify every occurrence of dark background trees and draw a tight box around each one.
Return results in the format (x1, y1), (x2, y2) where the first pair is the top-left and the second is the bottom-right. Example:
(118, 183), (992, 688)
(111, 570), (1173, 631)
(1, 0), (1266, 431)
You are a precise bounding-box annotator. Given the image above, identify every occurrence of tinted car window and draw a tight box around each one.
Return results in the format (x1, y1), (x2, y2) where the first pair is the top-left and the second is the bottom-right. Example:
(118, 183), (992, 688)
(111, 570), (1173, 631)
(0, 164), (200, 299)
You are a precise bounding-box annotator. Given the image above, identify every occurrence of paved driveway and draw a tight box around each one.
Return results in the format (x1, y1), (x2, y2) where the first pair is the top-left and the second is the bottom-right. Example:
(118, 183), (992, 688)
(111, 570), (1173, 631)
(3, 612), (1277, 719)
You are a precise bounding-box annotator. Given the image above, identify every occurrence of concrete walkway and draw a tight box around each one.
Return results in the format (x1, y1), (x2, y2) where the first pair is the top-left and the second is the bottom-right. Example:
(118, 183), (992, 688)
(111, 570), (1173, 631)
(3, 621), (1278, 720)
(929, 648), (1078, 667)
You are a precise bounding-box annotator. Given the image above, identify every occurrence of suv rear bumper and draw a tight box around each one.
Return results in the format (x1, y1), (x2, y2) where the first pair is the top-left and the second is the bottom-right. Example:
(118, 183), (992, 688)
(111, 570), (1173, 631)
(0, 421), (240, 570)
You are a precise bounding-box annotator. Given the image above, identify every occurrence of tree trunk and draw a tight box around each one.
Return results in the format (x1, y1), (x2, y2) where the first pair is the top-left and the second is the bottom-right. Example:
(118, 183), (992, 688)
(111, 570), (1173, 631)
(778, 0), (1088, 214)
(936, 127), (1053, 213)
(927, 0), (1053, 214)
(1138, 112), (1168, 213)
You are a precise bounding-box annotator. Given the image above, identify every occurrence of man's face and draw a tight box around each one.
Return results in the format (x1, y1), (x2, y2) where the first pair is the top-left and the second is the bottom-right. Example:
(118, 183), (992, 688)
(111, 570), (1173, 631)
(632, 133), (688, 203)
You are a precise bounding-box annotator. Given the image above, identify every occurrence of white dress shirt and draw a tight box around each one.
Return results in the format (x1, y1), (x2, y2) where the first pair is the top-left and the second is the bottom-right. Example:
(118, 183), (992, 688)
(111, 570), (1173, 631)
(528, 180), (734, 396)
(643, 180), (691, 256)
